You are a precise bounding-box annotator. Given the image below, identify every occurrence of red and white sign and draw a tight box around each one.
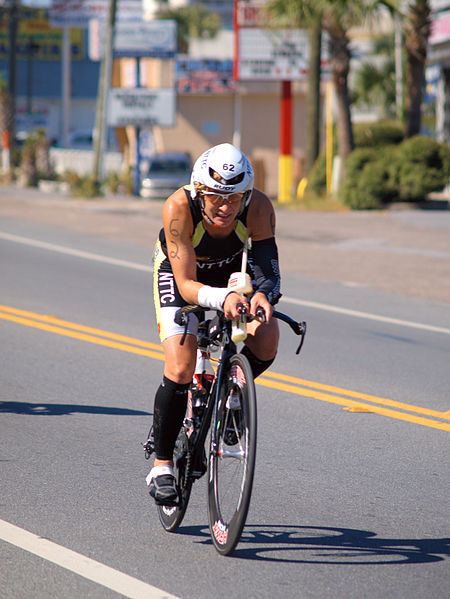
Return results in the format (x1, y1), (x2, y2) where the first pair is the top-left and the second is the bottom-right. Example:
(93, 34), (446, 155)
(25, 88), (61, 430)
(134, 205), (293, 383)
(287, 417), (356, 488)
(430, 14), (450, 45)
(234, 0), (309, 81)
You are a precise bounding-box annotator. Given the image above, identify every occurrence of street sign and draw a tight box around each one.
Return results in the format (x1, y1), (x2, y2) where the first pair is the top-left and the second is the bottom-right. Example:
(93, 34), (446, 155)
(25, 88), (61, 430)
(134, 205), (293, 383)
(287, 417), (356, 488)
(114, 20), (176, 58)
(49, 0), (143, 29)
(107, 88), (176, 127)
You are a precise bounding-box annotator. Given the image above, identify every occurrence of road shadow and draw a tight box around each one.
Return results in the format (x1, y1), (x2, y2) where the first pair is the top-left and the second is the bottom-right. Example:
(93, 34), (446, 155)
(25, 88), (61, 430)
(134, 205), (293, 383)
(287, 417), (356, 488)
(0, 400), (151, 417)
(178, 524), (449, 564)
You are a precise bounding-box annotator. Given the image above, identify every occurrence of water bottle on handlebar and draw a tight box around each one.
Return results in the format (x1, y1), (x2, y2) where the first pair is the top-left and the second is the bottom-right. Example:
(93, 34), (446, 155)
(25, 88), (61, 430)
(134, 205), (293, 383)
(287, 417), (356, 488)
(227, 234), (253, 343)
(227, 271), (253, 343)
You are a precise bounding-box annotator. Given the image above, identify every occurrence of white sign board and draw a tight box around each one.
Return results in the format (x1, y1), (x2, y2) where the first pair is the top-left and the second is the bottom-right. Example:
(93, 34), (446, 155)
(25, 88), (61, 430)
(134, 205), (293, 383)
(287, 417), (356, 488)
(115, 20), (176, 58)
(50, 0), (143, 28)
(237, 28), (309, 81)
(89, 19), (176, 60)
(108, 88), (176, 127)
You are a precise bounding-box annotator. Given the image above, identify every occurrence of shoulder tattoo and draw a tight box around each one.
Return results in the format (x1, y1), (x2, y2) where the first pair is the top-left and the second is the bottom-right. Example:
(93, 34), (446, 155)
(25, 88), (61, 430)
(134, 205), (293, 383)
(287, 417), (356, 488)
(168, 218), (181, 260)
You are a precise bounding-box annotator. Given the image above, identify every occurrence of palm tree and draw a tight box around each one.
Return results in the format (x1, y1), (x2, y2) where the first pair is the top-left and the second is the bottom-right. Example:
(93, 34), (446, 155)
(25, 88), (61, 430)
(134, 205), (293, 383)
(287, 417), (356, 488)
(265, 1), (396, 166)
(403, 0), (431, 137)
(156, 5), (221, 54)
(264, 1), (322, 173)
(352, 35), (397, 119)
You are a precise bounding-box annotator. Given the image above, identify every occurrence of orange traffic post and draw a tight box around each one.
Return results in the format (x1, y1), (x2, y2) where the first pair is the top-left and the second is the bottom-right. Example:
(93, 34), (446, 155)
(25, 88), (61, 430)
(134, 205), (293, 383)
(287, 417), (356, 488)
(278, 80), (292, 203)
(1, 129), (10, 173)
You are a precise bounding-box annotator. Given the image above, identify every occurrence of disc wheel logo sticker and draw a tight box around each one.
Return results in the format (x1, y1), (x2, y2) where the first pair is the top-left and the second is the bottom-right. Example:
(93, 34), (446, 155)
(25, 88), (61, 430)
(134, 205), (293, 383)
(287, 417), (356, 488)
(213, 520), (228, 545)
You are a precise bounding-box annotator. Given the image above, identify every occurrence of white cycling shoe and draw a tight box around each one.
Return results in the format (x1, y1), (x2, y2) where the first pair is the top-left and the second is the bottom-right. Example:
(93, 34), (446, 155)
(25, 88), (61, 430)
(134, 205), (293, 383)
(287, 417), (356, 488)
(146, 465), (178, 506)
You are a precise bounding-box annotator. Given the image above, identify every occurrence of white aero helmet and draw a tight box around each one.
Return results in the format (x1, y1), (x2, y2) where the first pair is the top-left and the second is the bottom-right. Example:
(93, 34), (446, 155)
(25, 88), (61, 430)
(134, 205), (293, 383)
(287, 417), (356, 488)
(190, 143), (254, 209)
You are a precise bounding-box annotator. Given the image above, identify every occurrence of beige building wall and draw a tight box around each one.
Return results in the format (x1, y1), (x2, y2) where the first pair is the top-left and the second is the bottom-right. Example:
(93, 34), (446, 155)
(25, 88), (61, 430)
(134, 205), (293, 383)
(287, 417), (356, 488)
(153, 83), (308, 199)
(117, 58), (311, 199)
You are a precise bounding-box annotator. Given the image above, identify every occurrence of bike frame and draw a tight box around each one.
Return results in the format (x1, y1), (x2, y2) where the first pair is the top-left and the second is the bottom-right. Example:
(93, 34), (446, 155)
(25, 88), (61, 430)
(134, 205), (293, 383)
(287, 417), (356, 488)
(182, 314), (237, 483)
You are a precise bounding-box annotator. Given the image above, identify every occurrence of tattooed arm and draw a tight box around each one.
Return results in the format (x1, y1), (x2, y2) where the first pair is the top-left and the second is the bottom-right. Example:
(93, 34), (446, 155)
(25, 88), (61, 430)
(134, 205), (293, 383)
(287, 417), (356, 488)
(162, 189), (203, 305)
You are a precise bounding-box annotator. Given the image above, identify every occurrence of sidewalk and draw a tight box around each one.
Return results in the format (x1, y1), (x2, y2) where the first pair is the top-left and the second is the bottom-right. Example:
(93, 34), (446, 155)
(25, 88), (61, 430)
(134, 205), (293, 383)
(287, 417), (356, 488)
(1, 185), (449, 305)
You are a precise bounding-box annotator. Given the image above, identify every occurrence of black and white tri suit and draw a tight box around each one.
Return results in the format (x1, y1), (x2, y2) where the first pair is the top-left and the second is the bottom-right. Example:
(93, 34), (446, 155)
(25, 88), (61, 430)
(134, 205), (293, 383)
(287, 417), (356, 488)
(153, 187), (280, 341)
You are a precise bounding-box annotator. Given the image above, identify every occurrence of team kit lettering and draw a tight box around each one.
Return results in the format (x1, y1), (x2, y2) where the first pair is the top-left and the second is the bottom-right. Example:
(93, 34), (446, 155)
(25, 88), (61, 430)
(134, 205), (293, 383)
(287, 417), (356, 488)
(196, 249), (242, 270)
(158, 272), (177, 305)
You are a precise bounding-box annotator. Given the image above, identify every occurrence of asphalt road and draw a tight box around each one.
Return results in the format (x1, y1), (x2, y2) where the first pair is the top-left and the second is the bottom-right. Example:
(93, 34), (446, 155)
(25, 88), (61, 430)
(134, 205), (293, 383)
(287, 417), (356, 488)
(1, 193), (449, 598)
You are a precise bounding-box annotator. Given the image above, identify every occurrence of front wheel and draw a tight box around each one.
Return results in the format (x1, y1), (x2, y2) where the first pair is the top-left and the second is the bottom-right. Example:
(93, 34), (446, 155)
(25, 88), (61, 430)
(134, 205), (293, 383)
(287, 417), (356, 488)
(208, 353), (257, 555)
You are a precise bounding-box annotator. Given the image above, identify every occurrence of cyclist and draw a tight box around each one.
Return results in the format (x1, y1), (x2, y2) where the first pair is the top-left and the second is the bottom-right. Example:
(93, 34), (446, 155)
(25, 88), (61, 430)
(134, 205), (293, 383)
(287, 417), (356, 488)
(147, 143), (281, 505)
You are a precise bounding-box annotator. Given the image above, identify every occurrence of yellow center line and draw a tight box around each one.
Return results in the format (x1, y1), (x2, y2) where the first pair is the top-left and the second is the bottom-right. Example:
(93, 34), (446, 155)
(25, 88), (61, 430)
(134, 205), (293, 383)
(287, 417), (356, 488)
(0, 304), (162, 351)
(255, 377), (450, 432)
(0, 310), (165, 361)
(257, 370), (450, 420)
(1, 305), (448, 432)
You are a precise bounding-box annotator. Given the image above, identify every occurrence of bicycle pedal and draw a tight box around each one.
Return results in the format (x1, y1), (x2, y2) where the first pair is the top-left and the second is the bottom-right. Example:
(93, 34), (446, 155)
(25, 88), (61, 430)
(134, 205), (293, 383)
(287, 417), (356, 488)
(142, 439), (155, 460)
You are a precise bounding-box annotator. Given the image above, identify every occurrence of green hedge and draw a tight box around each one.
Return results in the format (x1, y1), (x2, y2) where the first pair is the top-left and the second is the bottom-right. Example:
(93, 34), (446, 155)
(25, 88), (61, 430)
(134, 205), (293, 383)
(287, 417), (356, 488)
(342, 135), (450, 209)
(341, 147), (397, 209)
(306, 129), (450, 209)
(353, 122), (404, 148)
(389, 135), (450, 201)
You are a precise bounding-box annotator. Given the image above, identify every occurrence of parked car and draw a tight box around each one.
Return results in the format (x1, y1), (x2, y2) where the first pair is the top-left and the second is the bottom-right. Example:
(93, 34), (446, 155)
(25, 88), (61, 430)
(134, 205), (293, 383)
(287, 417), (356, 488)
(140, 152), (192, 199)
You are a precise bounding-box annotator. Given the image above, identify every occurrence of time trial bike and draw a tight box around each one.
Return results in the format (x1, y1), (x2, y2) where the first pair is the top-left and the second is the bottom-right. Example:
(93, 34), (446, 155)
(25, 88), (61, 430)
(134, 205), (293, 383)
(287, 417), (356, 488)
(144, 304), (306, 555)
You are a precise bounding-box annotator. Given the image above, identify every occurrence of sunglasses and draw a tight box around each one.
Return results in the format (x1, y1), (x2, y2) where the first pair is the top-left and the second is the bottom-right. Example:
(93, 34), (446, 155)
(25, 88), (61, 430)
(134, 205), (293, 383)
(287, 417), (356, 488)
(201, 191), (244, 206)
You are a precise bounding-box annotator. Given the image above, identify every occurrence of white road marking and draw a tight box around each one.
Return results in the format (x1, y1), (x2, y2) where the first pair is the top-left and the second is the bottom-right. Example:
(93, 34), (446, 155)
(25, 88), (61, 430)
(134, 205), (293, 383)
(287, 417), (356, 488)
(2, 231), (448, 335)
(0, 232), (152, 272)
(0, 518), (182, 599)
(280, 296), (450, 335)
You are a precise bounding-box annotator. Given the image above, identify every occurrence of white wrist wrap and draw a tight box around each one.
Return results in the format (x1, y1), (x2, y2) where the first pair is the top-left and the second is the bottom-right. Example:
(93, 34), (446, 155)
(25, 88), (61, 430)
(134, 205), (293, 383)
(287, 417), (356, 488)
(197, 286), (231, 311)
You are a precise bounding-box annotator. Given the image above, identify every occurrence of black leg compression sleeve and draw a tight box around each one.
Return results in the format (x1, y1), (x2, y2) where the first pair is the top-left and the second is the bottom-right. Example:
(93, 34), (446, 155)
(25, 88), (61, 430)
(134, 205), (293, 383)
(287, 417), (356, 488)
(241, 345), (275, 379)
(153, 376), (190, 461)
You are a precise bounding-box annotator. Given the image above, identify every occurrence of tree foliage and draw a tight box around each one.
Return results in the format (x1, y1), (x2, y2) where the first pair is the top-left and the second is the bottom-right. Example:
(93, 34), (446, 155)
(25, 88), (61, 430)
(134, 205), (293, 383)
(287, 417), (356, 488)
(157, 5), (221, 54)
(265, 1), (395, 166)
(403, 0), (431, 137)
(352, 35), (397, 118)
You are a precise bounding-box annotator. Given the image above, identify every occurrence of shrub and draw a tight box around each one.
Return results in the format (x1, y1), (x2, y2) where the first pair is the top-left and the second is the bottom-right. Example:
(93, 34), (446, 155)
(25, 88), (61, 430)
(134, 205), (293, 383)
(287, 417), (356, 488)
(61, 170), (102, 198)
(354, 121), (404, 148)
(119, 167), (134, 195)
(75, 174), (103, 198)
(390, 135), (450, 201)
(34, 129), (55, 180)
(62, 169), (81, 192)
(18, 137), (38, 187)
(105, 171), (120, 194)
(307, 152), (327, 195)
(341, 147), (395, 210)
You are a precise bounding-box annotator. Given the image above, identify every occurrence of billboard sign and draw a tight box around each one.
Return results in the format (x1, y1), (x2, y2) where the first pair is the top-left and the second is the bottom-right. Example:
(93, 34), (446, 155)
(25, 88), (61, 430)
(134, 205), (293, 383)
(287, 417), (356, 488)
(89, 19), (176, 60)
(238, 28), (309, 80)
(108, 88), (176, 127)
(50, 0), (143, 28)
(176, 59), (238, 94)
(0, 8), (83, 61)
(114, 20), (176, 58)
(234, 0), (311, 81)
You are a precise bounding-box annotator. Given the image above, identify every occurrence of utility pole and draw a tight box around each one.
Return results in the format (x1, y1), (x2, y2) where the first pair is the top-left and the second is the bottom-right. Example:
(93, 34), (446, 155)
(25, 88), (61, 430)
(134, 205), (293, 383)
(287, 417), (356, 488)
(7, 0), (18, 151)
(93, 0), (117, 183)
